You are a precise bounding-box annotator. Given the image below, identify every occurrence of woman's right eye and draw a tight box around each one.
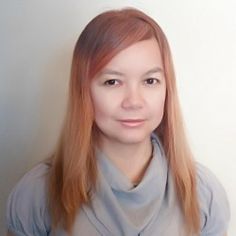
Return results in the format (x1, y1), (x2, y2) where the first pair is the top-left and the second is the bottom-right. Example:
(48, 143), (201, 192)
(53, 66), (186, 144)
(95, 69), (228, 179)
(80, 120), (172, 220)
(104, 79), (119, 86)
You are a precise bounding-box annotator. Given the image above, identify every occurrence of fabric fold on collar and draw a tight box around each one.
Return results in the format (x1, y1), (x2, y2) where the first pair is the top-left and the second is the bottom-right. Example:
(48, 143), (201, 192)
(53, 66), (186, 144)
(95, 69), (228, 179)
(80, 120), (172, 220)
(82, 134), (169, 236)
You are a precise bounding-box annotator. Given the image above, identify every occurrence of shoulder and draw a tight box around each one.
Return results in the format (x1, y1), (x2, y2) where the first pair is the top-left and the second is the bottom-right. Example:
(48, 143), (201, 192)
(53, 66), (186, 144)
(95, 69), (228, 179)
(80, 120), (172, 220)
(195, 162), (230, 235)
(7, 162), (50, 206)
(6, 162), (51, 235)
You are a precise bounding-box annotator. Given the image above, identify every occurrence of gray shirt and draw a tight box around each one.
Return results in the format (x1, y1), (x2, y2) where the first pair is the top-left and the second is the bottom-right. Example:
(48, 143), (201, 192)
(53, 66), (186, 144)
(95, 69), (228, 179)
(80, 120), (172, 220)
(6, 135), (230, 235)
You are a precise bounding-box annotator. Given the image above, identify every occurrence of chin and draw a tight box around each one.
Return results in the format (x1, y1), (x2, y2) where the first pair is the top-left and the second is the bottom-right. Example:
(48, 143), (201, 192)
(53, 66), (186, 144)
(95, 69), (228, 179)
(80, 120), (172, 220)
(111, 132), (151, 145)
(98, 123), (157, 145)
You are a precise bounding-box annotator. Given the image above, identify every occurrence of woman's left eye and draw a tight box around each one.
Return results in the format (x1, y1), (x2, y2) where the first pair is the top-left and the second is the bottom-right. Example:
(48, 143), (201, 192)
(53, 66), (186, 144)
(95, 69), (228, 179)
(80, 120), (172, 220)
(144, 78), (159, 85)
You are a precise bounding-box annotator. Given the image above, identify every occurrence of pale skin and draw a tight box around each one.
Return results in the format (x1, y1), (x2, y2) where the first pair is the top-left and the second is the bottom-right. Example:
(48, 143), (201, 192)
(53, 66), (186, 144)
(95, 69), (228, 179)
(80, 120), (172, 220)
(91, 38), (166, 185)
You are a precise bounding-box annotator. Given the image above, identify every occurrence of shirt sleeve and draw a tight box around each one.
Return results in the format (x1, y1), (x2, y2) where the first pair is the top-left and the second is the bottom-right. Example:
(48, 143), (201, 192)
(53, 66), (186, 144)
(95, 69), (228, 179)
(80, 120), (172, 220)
(196, 162), (230, 236)
(6, 163), (51, 236)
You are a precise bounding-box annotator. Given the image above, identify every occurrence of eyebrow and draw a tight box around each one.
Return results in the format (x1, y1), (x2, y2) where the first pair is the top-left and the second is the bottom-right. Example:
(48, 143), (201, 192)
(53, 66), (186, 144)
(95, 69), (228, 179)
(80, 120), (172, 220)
(99, 66), (163, 76)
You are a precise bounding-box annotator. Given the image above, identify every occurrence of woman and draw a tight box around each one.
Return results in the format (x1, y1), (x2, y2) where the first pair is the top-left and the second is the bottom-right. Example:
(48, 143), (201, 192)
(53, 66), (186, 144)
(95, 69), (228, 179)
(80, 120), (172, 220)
(6, 7), (230, 236)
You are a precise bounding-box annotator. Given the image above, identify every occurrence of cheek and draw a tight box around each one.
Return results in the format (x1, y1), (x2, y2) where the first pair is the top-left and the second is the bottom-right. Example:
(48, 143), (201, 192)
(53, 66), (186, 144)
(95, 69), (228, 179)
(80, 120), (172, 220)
(151, 90), (166, 111)
(93, 101), (105, 120)
(93, 98), (115, 122)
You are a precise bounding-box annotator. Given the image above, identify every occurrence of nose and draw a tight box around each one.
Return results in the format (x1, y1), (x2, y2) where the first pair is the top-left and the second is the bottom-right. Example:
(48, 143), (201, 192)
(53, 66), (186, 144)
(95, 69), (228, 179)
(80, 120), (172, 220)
(121, 85), (144, 110)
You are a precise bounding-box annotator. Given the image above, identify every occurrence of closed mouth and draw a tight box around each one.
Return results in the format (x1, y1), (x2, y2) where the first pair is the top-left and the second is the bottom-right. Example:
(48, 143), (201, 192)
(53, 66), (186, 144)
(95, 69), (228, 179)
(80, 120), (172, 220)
(118, 119), (145, 127)
(119, 119), (145, 122)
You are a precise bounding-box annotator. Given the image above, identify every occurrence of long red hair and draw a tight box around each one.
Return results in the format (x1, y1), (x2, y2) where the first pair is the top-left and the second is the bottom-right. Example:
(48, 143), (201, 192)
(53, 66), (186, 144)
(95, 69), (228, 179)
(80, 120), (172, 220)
(47, 7), (200, 235)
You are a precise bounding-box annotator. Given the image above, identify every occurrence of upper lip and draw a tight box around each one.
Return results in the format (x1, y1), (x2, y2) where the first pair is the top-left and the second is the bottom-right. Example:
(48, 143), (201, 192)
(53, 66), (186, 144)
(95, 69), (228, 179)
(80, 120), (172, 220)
(118, 119), (145, 122)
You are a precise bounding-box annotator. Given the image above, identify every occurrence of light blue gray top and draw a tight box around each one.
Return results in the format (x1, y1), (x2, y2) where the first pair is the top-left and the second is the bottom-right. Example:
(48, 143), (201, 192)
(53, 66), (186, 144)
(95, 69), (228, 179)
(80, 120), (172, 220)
(6, 135), (230, 235)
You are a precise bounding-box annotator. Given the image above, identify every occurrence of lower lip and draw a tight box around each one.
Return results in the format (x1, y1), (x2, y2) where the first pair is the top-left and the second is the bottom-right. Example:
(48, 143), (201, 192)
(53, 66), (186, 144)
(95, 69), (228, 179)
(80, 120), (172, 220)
(119, 120), (145, 127)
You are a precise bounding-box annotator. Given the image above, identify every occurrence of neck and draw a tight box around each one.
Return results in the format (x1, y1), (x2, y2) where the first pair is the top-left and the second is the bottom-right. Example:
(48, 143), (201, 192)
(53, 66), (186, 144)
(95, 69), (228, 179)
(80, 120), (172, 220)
(98, 135), (153, 185)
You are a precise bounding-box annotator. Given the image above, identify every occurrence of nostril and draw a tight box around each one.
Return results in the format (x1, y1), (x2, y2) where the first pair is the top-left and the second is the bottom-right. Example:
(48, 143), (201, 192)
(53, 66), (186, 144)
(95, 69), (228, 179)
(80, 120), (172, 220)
(121, 94), (144, 109)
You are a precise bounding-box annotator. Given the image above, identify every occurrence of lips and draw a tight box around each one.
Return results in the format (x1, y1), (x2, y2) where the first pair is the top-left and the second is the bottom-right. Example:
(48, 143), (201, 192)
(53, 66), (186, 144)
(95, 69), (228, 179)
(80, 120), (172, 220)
(118, 119), (145, 127)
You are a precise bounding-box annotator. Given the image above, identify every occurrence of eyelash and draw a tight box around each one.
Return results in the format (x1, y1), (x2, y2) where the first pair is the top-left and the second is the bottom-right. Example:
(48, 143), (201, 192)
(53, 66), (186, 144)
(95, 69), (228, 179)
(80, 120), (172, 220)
(104, 79), (120, 86)
(103, 78), (160, 86)
(144, 78), (160, 85)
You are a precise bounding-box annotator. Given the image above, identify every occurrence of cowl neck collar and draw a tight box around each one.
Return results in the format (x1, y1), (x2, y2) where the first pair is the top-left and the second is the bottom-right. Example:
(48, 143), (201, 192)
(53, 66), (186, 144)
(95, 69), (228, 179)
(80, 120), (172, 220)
(82, 134), (169, 236)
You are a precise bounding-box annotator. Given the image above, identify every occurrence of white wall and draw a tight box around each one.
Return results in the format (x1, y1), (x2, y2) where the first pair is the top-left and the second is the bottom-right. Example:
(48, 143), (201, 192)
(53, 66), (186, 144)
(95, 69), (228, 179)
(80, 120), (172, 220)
(1, 0), (235, 235)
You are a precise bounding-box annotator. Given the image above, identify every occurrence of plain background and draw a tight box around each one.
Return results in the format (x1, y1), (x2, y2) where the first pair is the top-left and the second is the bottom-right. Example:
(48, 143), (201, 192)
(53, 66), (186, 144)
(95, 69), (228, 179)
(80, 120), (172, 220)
(1, 0), (235, 235)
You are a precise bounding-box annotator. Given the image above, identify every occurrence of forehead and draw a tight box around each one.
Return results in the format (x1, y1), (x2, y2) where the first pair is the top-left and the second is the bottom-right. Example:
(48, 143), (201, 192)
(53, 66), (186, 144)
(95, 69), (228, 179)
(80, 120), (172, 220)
(100, 38), (163, 75)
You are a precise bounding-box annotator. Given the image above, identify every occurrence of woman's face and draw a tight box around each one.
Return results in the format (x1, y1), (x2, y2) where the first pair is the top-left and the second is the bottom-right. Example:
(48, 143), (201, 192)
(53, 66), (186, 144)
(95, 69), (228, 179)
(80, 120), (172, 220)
(90, 38), (166, 145)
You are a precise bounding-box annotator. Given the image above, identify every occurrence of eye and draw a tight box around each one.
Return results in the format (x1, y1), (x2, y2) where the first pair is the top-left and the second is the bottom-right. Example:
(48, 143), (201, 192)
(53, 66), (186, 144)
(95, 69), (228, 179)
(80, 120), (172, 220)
(104, 79), (120, 86)
(144, 78), (160, 85)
